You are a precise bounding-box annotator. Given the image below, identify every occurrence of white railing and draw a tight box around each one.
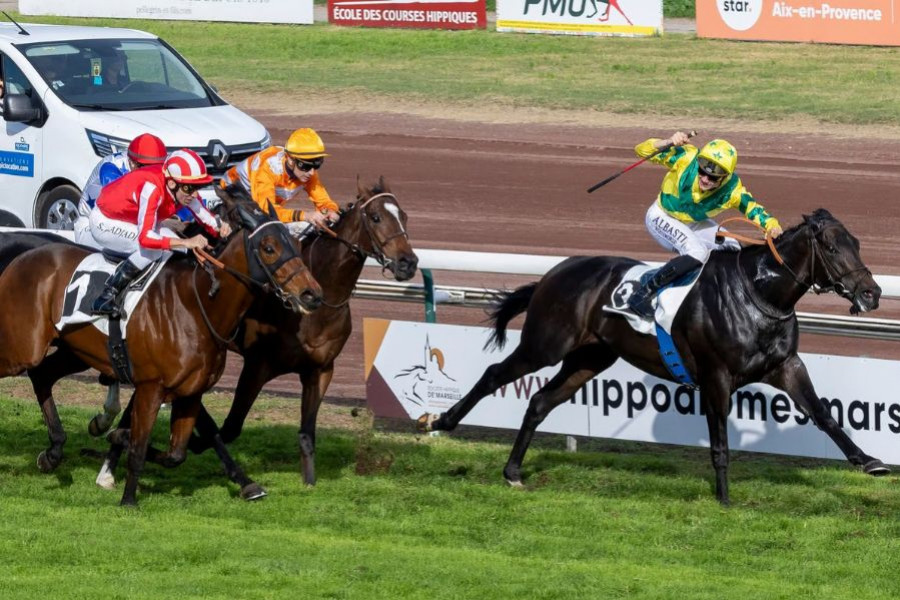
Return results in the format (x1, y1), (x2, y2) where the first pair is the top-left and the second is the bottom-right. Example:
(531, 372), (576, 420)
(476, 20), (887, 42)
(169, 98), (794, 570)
(360, 249), (900, 341)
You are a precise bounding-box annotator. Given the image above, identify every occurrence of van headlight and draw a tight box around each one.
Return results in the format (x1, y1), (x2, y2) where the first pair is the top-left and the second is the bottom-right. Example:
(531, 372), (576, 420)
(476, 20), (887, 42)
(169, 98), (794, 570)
(86, 130), (131, 157)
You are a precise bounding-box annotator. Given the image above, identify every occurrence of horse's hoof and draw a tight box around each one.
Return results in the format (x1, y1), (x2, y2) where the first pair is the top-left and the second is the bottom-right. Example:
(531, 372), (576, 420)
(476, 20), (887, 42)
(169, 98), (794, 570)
(88, 415), (110, 437)
(96, 472), (116, 490)
(505, 478), (524, 489)
(863, 459), (890, 476)
(36, 451), (58, 473)
(416, 413), (439, 432)
(240, 483), (268, 501)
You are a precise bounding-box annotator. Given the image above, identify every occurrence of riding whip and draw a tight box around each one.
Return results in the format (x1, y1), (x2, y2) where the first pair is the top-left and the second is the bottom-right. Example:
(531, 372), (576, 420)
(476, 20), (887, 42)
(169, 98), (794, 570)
(587, 130), (697, 194)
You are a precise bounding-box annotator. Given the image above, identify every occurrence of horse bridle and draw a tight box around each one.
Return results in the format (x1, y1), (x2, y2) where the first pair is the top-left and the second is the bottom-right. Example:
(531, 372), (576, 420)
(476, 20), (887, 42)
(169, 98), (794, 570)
(309, 192), (409, 308)
(779, 224), (871, 300)
(192, 219), (308, 345)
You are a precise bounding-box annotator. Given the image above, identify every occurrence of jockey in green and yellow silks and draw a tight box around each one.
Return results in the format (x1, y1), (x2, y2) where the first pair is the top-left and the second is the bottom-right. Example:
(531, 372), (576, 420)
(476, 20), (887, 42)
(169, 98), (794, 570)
(627, 132), (783, 319)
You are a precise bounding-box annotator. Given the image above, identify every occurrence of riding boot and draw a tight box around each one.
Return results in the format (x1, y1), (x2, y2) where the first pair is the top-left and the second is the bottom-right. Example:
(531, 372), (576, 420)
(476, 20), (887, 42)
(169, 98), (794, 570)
(91, 260), (144, 317)
(628, 255), (703, 319)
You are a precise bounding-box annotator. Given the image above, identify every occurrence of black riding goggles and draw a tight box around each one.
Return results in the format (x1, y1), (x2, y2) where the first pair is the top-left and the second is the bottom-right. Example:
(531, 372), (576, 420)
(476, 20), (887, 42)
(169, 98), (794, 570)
(698, 157), (727, 181)
(293, 157), (324, 172)
(178, 183), (201, 195)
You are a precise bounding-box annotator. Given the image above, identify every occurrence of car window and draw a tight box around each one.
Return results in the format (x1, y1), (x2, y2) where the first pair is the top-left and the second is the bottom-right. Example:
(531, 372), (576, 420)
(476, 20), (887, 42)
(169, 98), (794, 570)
(17, 38), (215, 111)
(2, 54), (34, 98)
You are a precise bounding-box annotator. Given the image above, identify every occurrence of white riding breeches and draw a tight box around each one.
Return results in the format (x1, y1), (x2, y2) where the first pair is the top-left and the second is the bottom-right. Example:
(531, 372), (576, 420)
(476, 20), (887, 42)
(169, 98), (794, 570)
(88, 207), (178, 269)
(73, 215), (101, 249)
(645, 201), (739, 263)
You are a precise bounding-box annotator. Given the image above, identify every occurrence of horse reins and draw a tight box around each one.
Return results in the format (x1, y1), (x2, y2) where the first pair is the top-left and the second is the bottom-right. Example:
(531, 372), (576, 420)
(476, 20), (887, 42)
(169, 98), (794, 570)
(190, 220), (308, 345)
(308, 192), (408, 309)
(719, 217), (871, 301)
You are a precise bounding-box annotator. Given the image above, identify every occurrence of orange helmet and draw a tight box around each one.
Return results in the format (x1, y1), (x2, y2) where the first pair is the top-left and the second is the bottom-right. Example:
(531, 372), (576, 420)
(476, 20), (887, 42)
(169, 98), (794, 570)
(164, 149), (212, 185)
(284, 128), (328, 160)
(127, 133), (167, 166)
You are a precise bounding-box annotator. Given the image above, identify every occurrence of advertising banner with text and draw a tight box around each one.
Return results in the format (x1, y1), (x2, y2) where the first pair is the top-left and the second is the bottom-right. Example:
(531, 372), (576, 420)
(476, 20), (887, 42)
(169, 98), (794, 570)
(21, 0), (313, 25)
(328, 0), (486, 29)
(497, 0), (662, 37)
(365, 318), (900, 464)
(698, 0), (900, 46)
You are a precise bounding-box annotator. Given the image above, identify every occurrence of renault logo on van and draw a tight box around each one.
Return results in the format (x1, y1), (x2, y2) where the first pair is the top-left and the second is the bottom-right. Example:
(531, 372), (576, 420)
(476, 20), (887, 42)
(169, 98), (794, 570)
(209, 141), (229, 169)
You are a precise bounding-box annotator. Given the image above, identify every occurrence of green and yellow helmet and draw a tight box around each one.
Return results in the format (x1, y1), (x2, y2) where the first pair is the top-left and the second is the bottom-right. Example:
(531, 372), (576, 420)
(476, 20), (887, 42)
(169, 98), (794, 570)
(697, 139), (737, 178)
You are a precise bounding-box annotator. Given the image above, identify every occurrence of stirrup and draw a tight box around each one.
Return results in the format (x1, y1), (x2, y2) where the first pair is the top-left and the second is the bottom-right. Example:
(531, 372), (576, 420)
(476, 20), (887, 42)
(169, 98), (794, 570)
(92, 295), (122, 319)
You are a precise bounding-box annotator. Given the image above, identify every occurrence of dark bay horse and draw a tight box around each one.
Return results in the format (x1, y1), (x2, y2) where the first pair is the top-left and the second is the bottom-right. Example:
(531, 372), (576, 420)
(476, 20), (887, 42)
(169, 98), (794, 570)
(421, 209), (888, 505)
(187, 177), (418, 490)
(0, 194), (322, 505)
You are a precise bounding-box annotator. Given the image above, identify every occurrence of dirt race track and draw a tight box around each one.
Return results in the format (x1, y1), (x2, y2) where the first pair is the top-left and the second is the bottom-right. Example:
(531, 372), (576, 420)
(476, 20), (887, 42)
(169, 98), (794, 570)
(214, 105), (900, 403)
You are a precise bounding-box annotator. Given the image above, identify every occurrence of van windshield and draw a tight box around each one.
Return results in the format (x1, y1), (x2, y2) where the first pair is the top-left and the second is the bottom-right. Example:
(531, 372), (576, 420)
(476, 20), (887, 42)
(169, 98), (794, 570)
(17, 38), (217, 110)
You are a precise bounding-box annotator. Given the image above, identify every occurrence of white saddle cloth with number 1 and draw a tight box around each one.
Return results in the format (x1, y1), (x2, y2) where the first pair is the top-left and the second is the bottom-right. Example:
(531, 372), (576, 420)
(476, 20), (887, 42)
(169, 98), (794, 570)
(54, 253), (168, 337)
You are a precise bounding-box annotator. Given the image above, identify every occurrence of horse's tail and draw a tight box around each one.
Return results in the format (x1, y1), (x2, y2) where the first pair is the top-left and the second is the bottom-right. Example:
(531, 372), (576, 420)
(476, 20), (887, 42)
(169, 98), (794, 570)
(483, 282), (538, 351)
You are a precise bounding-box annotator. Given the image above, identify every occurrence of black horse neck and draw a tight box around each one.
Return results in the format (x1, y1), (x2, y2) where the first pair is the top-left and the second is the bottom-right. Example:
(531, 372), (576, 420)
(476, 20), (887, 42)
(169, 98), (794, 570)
(736, 225), (813, 316)
(303, 203), (369, 304)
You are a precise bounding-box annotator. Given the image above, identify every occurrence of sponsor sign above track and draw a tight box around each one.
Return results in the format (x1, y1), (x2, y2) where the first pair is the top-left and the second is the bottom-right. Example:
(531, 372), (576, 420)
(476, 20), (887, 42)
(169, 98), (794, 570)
(20, 0), (313, 24)
(699, 0), (900, 46)
(328, 0), (487, 29)
(365, 319), (900, 465)
(496, 0), (662, 37)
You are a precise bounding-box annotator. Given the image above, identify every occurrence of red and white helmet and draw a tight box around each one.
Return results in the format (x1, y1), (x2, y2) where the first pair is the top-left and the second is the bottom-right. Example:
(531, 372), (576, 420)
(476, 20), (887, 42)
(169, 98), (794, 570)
(163, 149), (213, 185)
(127, 133), (167, 165)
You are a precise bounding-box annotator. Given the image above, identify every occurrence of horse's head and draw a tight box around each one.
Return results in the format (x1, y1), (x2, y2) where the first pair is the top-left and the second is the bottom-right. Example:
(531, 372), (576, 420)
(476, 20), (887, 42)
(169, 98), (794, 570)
(215, 183), (323, 313)
(337, 176), (418, 281)
(803, 208), (880, 314)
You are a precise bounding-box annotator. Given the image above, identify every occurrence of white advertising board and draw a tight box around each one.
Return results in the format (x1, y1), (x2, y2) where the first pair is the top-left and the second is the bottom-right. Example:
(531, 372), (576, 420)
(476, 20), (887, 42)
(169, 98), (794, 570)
(496, 0), (662, 36)
(20, 0), (313, 25)
(365, 319), (900, 465)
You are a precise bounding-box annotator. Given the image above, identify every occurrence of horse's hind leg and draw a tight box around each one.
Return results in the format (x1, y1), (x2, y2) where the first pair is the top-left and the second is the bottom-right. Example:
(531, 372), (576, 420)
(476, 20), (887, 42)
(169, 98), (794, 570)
(88, 379), (121, 437)
(27, 349), (88, 472)
(427, 346), (547, 432)
(503, 344), (618, 486)
(763, 355), (889, 475)
(96, 395), (134, 490)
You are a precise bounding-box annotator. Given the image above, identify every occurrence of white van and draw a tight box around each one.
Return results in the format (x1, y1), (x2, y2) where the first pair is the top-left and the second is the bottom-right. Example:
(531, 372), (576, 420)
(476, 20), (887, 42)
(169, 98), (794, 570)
(0, 21), (270, 228)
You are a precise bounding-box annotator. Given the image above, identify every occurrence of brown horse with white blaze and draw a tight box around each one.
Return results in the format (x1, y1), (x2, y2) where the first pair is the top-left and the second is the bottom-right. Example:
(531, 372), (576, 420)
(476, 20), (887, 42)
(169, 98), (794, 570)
(186, 176), (418, 490)
(0, 193), (322, 505)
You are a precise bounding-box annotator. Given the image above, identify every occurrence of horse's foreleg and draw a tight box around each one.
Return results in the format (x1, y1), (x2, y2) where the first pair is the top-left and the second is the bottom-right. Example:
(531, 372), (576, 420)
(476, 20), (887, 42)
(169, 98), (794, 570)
(145, 395), (201, 469)
(27, 349), (88, 472)
(192, 406), (267, 501)
(88, 381), (122, 437)
(503, 345), (615, 485)
(298, 366), (333, 486)
(219, 358), (273, 445)
(701, 378), (732, 506)
(428, 346), (544, 432)
(763, 355), (889, 475)
(120, 383), (166, 507)
(96, 397), (134, 490)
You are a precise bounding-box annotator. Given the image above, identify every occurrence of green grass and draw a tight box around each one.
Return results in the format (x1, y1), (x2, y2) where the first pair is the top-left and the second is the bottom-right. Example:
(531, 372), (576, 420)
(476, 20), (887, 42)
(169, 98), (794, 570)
(11, 14), (900, 126)
(1, 387), (899, 599)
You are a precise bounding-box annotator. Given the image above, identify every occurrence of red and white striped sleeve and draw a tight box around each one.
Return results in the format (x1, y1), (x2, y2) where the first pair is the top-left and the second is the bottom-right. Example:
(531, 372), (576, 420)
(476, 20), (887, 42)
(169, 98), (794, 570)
(135, 180), (170, 250)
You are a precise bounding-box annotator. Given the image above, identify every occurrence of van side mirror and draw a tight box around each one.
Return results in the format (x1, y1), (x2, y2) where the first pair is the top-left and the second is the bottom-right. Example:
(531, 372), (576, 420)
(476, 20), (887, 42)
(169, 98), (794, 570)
(3, 93), (43, 125)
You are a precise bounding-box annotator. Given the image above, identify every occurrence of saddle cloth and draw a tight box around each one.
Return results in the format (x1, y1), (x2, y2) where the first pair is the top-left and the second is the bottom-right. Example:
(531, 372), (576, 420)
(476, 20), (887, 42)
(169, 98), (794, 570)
(602, 262), (706, 336)
(55, 253), (168, 337)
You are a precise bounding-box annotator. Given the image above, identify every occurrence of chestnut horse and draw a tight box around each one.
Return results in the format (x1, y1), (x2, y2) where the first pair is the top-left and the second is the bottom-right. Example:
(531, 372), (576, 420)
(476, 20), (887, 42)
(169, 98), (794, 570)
(0, 193), (322, 505)
(421, 209), (889, 505)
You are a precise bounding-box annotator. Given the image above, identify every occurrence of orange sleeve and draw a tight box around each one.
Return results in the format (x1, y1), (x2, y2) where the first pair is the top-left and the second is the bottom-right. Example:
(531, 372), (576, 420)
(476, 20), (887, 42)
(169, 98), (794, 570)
(305, 173), (339, 213)
(250, 163), (297, 223)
